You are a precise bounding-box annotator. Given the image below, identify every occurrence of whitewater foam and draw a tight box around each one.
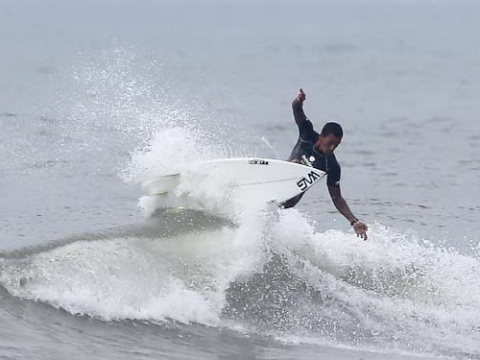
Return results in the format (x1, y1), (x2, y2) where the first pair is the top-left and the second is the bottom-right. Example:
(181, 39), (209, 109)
(265, 211), (480, 356)
(1, 207), (479, 357)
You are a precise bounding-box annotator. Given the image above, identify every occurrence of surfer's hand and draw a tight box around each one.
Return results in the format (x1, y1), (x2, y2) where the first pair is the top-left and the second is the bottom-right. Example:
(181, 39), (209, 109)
(297, 88), (306, 103)
(353, 221), (368, 241)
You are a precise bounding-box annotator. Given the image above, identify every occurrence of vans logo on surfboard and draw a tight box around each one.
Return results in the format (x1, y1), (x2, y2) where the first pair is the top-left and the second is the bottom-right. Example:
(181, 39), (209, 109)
(296, 171), (321, 191)
(249, 159), (269, 165)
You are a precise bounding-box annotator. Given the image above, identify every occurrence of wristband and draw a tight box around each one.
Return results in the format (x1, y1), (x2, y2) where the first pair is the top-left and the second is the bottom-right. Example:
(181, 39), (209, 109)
(350, 219), (359, 226)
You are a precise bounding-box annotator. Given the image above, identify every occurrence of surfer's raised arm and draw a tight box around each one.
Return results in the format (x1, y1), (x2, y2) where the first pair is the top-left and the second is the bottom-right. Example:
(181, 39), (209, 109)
(292, 88), (308, 125)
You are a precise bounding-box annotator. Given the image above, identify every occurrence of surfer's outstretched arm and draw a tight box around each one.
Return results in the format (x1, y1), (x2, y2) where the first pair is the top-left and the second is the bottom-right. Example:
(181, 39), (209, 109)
(328, 185), (368, 240)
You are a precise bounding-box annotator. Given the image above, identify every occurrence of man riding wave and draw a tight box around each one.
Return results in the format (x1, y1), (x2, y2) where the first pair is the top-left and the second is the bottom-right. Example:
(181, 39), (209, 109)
(284, 89), (368, 240)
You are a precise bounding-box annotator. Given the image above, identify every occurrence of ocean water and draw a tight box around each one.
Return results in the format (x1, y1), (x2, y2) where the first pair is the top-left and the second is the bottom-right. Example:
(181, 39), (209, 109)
(1, 0), (480, 359)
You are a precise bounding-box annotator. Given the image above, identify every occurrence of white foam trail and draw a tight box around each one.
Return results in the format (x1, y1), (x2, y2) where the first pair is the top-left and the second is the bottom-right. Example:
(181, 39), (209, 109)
(0, 209), (275, 326)
(1, 208), (479, 357)
(0, 229), (237, 324)
(269, 210), (480, 356)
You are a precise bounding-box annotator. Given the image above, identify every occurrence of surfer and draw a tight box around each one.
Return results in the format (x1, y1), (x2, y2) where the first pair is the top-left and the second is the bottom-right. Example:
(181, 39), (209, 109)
(284, 88), (368, 240)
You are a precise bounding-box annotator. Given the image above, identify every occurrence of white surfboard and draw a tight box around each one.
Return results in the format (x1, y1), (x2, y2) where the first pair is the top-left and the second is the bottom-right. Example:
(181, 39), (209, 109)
(141, 158), (325, 206)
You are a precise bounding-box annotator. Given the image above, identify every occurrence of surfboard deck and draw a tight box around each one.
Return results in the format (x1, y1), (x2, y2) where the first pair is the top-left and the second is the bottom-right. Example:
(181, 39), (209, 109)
(141, 157), (325, 206)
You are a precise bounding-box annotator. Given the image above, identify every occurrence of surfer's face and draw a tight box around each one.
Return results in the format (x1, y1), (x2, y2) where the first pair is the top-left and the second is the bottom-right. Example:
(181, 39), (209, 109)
(317, 134), (342, 154)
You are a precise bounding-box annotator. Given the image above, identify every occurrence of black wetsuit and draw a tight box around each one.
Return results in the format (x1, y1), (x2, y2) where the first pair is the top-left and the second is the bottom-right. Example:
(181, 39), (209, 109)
(288, 99), (341, 187)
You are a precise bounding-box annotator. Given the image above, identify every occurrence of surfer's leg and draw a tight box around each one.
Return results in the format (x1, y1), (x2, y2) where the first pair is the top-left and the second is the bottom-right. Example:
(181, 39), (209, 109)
(281, 193), (304, 209)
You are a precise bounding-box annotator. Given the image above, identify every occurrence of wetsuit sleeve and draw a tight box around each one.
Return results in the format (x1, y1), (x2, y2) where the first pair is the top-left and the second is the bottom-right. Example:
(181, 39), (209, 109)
(326, 162), (341, 187)
(292, 98), (317, 141)
(292, 98), (307, 125)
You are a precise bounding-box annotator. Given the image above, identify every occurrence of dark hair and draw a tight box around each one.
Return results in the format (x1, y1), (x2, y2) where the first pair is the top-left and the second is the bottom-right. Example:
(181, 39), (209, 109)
(320, 122), (343, 138)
